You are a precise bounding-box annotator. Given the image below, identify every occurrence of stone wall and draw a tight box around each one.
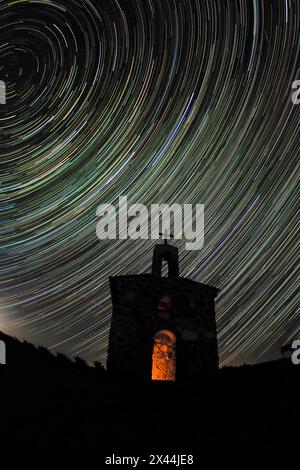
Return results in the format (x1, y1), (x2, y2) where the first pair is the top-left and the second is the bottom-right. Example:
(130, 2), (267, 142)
(107, 274), (219, 381)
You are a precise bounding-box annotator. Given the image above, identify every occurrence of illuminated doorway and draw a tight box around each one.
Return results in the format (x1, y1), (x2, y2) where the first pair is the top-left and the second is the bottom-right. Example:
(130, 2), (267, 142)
(152, 330), (176, 381)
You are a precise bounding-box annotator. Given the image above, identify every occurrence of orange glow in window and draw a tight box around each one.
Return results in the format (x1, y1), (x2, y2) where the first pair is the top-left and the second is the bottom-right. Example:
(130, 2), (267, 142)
(152, 330), (176, 381)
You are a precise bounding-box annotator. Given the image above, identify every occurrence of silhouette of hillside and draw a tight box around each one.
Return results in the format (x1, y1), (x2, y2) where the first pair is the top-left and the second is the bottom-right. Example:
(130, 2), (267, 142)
(0, 331), (105, 372)
(0, 331), (299, 451)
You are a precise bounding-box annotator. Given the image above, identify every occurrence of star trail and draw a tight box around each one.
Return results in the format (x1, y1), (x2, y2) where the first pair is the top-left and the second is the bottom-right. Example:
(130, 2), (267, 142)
(0, 0), (299, 367)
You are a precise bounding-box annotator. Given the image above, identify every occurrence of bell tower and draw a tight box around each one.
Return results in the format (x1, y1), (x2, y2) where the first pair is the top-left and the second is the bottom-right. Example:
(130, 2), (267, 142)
(107, 242), (219, 381)
(152, 239), (179, 278)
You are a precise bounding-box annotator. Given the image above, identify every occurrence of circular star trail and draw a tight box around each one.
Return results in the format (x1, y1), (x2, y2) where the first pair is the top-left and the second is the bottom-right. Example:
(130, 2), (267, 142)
(0, 0), (299, 366)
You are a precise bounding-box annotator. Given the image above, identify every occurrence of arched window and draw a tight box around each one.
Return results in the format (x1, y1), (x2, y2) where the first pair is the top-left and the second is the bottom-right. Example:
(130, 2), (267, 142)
(152, 330), (176, 381)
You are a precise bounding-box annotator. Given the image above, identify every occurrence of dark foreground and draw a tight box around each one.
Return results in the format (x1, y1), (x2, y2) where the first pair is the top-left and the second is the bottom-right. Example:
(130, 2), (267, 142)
(0, 358), (299, 452)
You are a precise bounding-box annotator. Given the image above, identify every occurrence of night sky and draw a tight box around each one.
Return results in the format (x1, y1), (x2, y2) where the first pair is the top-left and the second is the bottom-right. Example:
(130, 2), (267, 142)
(0, 0), (299, 367)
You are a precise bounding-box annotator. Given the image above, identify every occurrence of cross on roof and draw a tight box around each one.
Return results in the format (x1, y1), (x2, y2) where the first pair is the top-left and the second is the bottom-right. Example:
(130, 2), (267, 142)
(159, 230), (174, 245)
